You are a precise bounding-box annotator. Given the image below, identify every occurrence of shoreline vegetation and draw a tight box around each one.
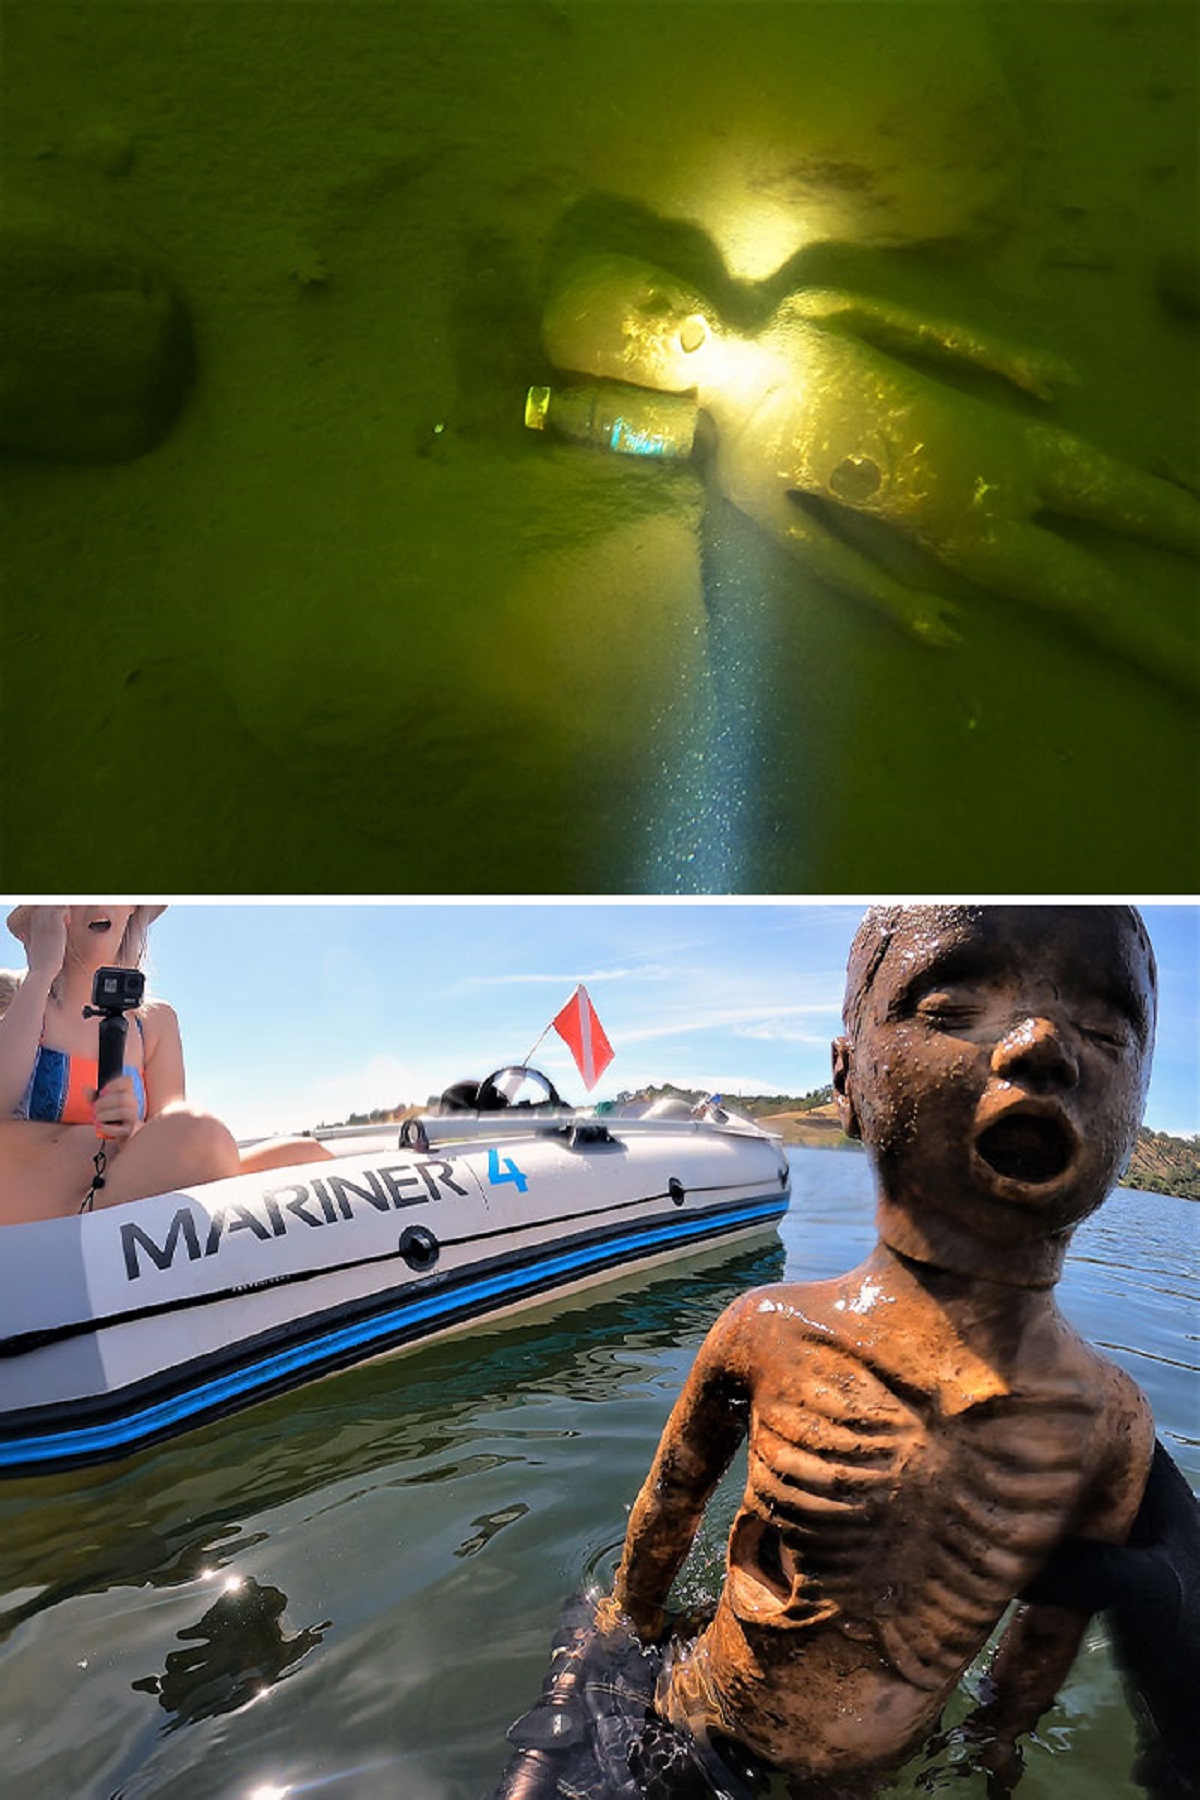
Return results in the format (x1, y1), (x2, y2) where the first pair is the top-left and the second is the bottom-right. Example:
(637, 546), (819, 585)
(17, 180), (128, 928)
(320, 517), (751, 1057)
(319, 1085), (1200, 1203)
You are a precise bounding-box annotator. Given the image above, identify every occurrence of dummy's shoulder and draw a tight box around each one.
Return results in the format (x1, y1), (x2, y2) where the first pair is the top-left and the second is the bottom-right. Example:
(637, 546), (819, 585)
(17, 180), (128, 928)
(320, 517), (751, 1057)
(1071, 1347), (1156, 1538)
(710, 1281), (836, 1350)
(1058, 1325), (1154, 1424)
(687, 1286), (810, 1391)
(1095, 1351), (1156, 1454)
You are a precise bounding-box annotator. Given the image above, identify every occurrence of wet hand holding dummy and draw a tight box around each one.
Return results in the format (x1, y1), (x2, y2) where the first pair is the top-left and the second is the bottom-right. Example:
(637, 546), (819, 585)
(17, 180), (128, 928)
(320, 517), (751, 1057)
(1018, 1439), (1200, 1795)
(606, 906), (1159, 1786)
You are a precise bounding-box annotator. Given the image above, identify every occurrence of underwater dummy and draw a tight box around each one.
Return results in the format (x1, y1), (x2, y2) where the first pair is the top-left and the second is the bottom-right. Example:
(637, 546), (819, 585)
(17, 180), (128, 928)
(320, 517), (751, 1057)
(533, 258), (1199, 696)
(491, 906), (1198, 1799)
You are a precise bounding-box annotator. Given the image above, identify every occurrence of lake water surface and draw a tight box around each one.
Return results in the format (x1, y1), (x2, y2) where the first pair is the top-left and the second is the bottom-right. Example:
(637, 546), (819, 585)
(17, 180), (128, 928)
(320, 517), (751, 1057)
(0, 1148), (1195, 1799)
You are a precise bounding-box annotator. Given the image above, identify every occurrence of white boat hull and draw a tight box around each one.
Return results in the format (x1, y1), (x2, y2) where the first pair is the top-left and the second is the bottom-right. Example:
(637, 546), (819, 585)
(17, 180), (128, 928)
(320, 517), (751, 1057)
(0, 1113), (789, 1474)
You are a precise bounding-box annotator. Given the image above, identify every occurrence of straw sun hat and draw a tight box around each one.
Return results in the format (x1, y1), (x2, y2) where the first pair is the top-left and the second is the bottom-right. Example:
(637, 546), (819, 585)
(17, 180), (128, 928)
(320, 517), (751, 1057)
(6, 904), (167, 946)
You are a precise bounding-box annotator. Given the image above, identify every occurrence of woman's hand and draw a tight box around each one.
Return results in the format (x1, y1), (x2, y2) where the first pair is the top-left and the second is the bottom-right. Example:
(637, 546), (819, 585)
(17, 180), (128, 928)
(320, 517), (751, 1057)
(92, 1074), (141, 1144)
(25, 907), (69, 983)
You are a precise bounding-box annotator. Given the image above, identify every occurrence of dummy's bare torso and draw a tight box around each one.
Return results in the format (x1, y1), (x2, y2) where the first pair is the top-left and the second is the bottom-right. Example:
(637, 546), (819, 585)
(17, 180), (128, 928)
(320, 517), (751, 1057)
(623, 1249), (1152, 1779)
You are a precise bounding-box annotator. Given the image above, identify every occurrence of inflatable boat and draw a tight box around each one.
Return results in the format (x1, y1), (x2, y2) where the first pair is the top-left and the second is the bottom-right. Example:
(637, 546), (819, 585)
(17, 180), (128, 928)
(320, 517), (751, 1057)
(0, 1078), (789, 1476)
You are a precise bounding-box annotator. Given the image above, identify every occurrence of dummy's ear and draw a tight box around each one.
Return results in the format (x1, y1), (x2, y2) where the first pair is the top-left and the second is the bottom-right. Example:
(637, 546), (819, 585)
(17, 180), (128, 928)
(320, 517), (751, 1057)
(831, 1037), (861, 1140)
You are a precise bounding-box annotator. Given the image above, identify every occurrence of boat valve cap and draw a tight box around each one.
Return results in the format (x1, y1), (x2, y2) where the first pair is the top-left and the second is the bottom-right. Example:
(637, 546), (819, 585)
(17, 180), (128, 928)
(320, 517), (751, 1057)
(399, 1225), (440, 1271)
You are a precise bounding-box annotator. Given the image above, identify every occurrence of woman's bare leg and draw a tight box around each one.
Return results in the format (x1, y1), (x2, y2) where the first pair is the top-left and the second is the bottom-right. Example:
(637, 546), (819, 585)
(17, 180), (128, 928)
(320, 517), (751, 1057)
(95, 1106), (241, 1208)
(239, 1137), (334, 1174)
(0, 1120), (98, 1223)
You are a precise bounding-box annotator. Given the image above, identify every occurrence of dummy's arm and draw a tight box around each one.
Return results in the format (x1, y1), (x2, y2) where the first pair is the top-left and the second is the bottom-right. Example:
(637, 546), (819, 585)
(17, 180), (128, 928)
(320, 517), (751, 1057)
(780, 289), (1077, 402)
(611, 1306), (750, 1641)
(971, 1598), (1091, 1779)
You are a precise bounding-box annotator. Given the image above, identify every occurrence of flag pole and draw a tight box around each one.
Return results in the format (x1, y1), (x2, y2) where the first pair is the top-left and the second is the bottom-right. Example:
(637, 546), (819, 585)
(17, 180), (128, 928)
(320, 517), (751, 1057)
(524, 982), (586, 1069)
(520, 1021), (554, 1069)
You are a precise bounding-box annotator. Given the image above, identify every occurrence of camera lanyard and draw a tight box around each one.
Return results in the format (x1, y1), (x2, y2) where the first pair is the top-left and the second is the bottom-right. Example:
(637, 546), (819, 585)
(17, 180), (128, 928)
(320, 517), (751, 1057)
(81, 1142), (108, 1214)
(79, 999), (131, 1215)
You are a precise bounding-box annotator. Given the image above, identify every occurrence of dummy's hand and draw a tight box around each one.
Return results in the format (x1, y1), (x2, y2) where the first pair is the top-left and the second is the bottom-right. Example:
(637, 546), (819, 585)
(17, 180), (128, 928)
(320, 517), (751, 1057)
(597, 1588), (670, 1645)
(26, 906), (69, 982)
(966, 1718), (1025, 1797)
(92, 1074), (140, 1143)
(597, 1588), (711, 1647)
(593, 1593), (632, 1637)
(928, 1712), (1025, 1798)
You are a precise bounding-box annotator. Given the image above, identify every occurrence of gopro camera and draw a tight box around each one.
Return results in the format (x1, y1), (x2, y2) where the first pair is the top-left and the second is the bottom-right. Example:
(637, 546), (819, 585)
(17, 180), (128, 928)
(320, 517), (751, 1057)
(86, 966), (146, 1089)
(91, 967), (145, 1014)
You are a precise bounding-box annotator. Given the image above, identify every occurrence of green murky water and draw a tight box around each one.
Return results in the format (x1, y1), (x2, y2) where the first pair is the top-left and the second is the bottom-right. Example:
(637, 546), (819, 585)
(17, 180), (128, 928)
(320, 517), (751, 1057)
(0, 1149), (1195, 1798)
(1, 2), (1197, 891)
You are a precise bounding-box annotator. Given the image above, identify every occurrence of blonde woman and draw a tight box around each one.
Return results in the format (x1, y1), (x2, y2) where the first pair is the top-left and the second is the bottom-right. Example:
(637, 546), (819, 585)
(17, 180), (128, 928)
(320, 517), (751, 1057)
(0, 905), (329, 1226)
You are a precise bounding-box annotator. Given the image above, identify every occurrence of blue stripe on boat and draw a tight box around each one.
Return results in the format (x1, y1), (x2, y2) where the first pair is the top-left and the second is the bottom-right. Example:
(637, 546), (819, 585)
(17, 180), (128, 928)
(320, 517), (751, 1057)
(0, 1194), (787, 1471)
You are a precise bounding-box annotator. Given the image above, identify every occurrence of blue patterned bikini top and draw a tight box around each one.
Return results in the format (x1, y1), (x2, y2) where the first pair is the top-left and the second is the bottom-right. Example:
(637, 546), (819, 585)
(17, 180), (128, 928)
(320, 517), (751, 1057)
(19, 1016), (147, 1124)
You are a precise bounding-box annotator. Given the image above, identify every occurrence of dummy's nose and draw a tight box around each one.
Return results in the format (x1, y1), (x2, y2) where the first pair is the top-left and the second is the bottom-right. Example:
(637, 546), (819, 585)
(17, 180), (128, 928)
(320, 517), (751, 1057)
(990, 1016), (1079, 1090)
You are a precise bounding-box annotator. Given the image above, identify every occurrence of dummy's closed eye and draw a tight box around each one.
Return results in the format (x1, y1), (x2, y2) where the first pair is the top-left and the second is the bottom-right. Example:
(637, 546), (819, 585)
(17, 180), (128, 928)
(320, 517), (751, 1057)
(913, 989), (981, 1025)
(1080, 1020), (1133, 1051)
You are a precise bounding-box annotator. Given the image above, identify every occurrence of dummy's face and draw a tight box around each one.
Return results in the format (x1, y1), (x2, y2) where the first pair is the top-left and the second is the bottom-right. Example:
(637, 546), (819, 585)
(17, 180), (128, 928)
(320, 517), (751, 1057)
(835, 909), (1154, 1248)
(66, 905), (136, 968)
(542, 255), (716, 393)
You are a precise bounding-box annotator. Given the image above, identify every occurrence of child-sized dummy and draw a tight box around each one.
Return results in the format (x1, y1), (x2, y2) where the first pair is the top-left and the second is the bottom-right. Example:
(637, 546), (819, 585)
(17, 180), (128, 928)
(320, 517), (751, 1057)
(495, 905), (1194, 1800)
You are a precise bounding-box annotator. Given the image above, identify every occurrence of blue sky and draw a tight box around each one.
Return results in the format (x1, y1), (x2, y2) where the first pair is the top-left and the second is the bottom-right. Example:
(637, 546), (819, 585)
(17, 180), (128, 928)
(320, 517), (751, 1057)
(6, 901), (1193, 1141)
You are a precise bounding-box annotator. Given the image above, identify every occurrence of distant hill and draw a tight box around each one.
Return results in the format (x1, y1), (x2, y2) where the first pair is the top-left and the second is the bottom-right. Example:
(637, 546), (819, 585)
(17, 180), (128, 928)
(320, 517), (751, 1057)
(318, 1082), (1199, 1202)
(629, 1083), (854, 1148)
(629, 1084), (1200, 1200)
(1126, 1129), (1200, 1201)
(753, 1100), (854, 1148)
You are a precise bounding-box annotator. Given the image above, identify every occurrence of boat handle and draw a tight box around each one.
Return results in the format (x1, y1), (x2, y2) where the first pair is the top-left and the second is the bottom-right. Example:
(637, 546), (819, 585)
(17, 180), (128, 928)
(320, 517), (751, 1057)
(399, 1117), (431, 1152)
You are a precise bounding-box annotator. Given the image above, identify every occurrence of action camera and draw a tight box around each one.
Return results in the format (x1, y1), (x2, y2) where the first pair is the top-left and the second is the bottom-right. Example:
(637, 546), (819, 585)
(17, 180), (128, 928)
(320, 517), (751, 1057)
(86, 967), (146, 1090)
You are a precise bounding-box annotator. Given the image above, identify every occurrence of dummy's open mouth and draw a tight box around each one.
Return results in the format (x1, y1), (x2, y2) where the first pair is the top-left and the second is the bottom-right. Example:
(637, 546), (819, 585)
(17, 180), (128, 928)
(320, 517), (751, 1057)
(975, 1112), (1075, 1186)
(89, 917), (112, 933)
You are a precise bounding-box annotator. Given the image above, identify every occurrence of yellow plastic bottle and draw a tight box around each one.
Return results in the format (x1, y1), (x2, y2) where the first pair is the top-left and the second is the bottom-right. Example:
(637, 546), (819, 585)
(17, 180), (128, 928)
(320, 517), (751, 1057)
(525, 382), (697, 460)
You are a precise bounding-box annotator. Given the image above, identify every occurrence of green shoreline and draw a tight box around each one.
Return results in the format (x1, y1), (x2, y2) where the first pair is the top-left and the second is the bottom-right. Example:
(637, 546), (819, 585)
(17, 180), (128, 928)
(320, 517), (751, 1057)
(325, 1082), (1200, 1202)
(655, 1085), (1200, 1202)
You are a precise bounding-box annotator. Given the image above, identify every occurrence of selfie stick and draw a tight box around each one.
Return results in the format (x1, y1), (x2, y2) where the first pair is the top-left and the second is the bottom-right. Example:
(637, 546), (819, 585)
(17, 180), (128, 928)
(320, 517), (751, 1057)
(78, 1005), (128, 1209)
(93, 1011), (129, 1091)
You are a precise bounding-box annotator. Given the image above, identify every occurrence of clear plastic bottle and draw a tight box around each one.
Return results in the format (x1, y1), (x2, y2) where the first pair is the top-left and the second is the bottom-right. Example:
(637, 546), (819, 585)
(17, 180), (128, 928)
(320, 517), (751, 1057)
(525, 381), (697, 460)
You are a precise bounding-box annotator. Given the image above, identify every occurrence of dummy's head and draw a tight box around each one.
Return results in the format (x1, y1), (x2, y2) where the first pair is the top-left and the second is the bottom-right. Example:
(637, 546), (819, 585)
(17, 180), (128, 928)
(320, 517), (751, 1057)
(832, 905), (1156, 1287)
(542, 254), (720, 394)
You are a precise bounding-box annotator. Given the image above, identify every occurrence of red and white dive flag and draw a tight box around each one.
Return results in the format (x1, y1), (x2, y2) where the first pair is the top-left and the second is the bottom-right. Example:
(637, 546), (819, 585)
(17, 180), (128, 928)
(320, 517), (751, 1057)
(552, 985), (614, 1090)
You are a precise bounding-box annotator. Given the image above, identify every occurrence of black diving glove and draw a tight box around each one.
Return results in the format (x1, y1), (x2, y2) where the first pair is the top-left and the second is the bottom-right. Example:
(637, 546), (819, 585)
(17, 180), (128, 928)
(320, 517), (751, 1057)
(1021, 1439), (1199, 1798)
